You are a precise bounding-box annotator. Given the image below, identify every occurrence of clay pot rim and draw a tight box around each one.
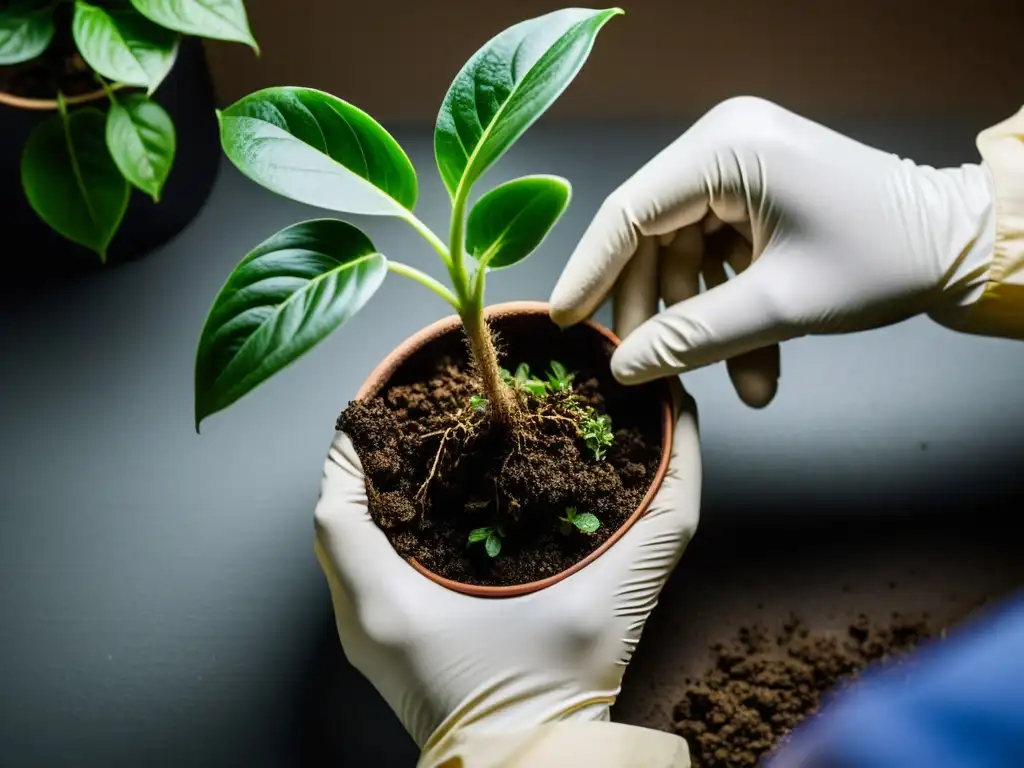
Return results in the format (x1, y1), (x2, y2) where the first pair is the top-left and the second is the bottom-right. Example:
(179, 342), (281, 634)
(0, 83), (127, 111)
(353, 300), (675, 599)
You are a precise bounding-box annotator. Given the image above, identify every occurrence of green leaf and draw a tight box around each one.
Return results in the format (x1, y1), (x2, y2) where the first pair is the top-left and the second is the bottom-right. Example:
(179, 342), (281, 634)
(218, 87), (417, 217)
(21, 104), (129, 261)
(485, 532), (502, 558)
(514, 363), (531, 382)
(129, 0), (258, 52)
(467, 527), (492, 544)
(72, 1), (179, 93)
(466, 175), (570, 269)
(194, 219), (387, 430)
(106, 94), (176, 201)
(572, 512), (600, 534)
(0, 3), (55, 65)
(523, 381), (547, 398)
(434, 7), (621, 199)
(469, 394), (487, 413)
(546, 359), (574, 392)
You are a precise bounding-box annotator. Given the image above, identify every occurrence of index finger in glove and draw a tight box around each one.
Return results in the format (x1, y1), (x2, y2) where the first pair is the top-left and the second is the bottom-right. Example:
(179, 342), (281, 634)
(549, 162), (709, 329)
(548, 101), (757, 328)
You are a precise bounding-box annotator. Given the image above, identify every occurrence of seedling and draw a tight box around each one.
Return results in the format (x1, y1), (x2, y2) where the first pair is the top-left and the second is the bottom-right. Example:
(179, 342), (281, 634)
(500, 363), (549, 398)
(560, 506), (600, 535)
(469, 394), (488, 413)
(193, 8), (623, 432)
(500, 358), (616, 459)
(4, 0), (257, 260)
(545, 361), (575, 392)
(499, 359), (573, 398)
(580, 412), (614, 460)
(467, 525), (505, 558)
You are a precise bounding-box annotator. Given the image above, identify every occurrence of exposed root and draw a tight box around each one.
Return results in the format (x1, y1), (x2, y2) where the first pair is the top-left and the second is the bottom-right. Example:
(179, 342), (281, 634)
(410, 380), (589, 508)
(415, 427), (452, 503)
(537, 413), (578, 426)
(414, 412), (480, 504)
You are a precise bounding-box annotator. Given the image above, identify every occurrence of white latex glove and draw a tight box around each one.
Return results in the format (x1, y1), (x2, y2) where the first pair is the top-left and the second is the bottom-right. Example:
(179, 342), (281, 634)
(550, 96), (996, 407)
(313, 375), (700, 757)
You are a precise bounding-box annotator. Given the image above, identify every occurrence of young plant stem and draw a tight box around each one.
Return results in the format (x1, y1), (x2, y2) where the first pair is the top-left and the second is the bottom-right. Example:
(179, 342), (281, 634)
(398, 190), (518, 426)
(461, 299), (519, 426)
(401, 212), (452, 269)
(95, 73), (118, 105)
(449, 190), (519, 426)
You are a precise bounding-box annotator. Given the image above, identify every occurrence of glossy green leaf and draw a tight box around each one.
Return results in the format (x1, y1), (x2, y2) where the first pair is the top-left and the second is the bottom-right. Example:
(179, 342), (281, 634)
(129, 0), (257, 51)
(218, 87), (418, 217)
(194, 219), (387, 430)
(466, 175), (570, 269)
(21, 105), (130, 261)
(572, 512), (600, 534)
(106, 93), (176, 201)
(434, 7), (620, 199)
(485, 533), (502, 558)
(0, 3), (55, 65)
(467, 527), (492, 544)
(72, 1), (179, 93)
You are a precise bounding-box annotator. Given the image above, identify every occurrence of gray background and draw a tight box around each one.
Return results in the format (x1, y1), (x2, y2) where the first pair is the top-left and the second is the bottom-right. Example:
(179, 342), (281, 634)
(2, 116), (1022, 766)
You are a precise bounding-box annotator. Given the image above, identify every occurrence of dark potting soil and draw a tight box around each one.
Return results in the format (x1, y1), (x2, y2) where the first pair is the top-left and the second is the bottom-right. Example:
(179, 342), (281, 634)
(337, 350), (663, 587)
(671, 614), (939, 768)
(0, 5), (101, 100)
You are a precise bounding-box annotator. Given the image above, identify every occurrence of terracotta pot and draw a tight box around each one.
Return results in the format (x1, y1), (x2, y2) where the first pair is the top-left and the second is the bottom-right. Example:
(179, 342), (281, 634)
(0, 38), (220, 305)
(354, 300), (675, 598)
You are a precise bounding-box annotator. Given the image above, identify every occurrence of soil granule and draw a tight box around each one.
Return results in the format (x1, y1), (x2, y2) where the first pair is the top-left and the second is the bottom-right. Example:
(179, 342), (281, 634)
(671, 614), (937, 768)
(337, 345), (663, 587)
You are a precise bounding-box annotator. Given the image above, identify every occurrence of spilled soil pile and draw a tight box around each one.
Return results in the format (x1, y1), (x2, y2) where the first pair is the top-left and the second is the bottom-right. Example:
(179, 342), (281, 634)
(672, 614), (935, 768)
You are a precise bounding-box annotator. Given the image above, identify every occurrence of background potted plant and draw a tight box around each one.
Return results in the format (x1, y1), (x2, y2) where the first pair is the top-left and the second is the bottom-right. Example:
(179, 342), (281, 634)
(0, 0), (257, 300)
(193, 6), (674, 597)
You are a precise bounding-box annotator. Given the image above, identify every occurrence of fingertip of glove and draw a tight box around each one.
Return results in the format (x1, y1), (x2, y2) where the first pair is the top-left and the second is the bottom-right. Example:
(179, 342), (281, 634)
(548, 282), (598, 329)
(610, 346), (656, 387)
(733, 371), (778, 408)
(727, 348), (781, 408)
(548, 301), (577, 329)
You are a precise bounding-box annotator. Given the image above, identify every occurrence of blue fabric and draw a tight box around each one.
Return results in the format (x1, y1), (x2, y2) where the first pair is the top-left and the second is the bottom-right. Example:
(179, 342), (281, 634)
(764, 592), (1024, 768)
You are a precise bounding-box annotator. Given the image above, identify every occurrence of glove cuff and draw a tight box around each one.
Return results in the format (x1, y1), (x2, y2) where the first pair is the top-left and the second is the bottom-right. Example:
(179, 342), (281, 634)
(930, 104), (1024, 341)
(417, 721), (690, 768)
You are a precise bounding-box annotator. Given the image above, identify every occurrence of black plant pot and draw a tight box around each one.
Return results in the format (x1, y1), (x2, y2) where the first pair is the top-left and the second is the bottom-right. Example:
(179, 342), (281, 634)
(0, 38), (220, 303)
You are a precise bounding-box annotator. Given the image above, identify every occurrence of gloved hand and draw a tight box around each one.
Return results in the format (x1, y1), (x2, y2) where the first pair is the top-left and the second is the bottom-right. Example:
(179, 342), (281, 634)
(764, 594), (1024, 768)
(550, 96), (996, 407)
(312, 341), (700, 761)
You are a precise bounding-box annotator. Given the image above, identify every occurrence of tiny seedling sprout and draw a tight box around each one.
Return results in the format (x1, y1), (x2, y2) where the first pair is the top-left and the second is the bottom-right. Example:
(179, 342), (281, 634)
(193, 8), (623, 433)
(545, 361), (574, 392)
(467, 525), (505, 558)
(498, 358), (616, 460)
(580, 413), (614, 461)
(500, 363), (548, 398)
(560, 507), (601, 535)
